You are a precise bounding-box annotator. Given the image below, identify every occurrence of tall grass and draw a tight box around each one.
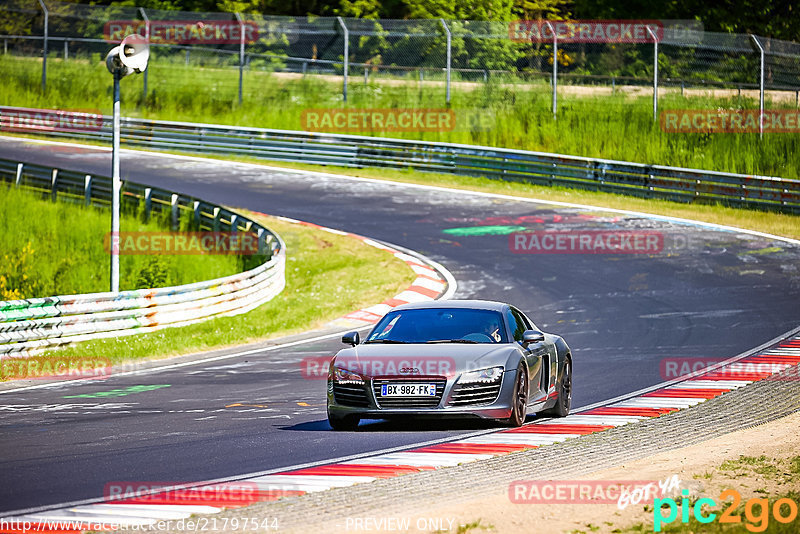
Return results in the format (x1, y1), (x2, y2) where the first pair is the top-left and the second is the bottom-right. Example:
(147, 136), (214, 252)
(0, 186), (242, 299)
(1, 55), (797, 179)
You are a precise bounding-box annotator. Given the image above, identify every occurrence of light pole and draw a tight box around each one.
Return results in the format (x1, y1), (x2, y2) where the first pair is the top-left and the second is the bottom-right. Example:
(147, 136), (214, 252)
(105, 34), (149, 293)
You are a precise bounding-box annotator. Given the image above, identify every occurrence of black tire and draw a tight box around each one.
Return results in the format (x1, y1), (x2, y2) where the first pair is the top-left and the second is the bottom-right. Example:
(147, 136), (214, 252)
(542, 358), (571, 417)
(328, 412), (360, 431)
(504, 363), (528, 427)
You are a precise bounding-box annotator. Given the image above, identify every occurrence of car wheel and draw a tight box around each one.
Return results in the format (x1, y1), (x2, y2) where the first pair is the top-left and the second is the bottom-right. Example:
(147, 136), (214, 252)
(328, 412), (360, 431)
(542, 358), (571, 417)
(504, 363), (528, 427)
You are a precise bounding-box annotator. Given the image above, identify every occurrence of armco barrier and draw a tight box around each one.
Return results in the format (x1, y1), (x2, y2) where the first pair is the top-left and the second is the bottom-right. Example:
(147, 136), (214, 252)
(0, 157), (285, 356)
(1, 106), (798, 213)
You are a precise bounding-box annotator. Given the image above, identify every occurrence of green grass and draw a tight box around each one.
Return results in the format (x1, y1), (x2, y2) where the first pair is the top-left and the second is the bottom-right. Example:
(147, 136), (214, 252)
(14, 212), (415, 371)
(2, 54), (799, 180)
(0, 185), (241, 299)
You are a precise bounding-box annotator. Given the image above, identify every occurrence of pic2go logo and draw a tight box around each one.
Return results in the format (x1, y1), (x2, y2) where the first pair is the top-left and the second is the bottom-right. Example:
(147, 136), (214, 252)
(655, 489), (799, 532)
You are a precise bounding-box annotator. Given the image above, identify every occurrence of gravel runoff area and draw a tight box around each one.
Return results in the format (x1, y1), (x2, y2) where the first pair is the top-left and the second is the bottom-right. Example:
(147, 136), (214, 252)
(137, 349), (800, 534)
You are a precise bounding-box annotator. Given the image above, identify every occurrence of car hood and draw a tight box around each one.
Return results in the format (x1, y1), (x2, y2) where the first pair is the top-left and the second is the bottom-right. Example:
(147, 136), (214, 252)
(332, 343), (516, 378)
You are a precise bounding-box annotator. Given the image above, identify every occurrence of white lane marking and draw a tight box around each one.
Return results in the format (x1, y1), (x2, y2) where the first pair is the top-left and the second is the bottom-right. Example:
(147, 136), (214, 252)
(248, 474), (377, 489)
(409, 264), (440, 277)
(12, 512), (163, 526)
(392, 290), (433, 303)
(411, 277), (447, 292)
(535, 414), (648, 425)
(611, 398), (706, 409)
(344, 452), (494, 467)
(459, 434), (579, 446)
(67, 504), (198, 520)
(670, 380), (749, 389)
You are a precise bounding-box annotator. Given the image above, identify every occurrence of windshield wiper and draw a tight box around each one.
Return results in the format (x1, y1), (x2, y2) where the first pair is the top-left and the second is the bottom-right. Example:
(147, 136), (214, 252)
(364, 339), (408, 344)
(426, 339), (479, 344)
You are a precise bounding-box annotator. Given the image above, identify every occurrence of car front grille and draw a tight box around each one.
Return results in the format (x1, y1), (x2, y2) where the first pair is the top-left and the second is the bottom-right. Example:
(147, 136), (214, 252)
(373, 378), (446, 408)
(332, 383), (370, 407)
(448, 380), (502, 406)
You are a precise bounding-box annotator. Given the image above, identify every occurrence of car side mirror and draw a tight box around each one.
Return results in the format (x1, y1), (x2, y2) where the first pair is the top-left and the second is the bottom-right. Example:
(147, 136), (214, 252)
(522, 329), (545, 346)
(342, 331), (360, 346)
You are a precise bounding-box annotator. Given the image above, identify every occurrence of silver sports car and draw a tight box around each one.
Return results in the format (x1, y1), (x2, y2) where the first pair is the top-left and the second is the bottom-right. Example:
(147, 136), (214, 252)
(327, 300), (572, 430)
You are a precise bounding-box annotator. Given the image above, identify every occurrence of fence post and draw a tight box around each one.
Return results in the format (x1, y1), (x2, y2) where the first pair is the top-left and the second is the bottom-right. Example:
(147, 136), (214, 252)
(171, 194), (179, 230)
(544, 21), (557, 119)
(139, 8), (149, 101)
(337, 17), (348, 102)
(144, 187), (152, 221)
(84, 174), (92, 206)
(235, 13), (245, 105)
(36, 0), (47, 92)
(750, 34), (765, 140)
(50, 168), (58, 201)
(440, 18), (451, 105)
(646, 26), (659, 122)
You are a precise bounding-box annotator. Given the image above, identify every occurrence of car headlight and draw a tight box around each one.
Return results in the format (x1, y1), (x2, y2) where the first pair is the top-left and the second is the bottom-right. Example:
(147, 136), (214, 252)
(332, 366), (365, 385)
(459, 366), (504, 384)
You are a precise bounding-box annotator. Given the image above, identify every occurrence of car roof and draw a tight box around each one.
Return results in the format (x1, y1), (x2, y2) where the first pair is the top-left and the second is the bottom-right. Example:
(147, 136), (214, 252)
(391, 300), (508, 312)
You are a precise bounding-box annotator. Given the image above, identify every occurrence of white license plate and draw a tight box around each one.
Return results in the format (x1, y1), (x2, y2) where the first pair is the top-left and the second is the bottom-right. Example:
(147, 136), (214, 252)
(380, 383), (437, 397)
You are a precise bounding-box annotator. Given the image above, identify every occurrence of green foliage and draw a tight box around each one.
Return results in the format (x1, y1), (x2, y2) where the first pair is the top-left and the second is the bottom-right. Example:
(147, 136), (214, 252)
(0, 186), (242, 298)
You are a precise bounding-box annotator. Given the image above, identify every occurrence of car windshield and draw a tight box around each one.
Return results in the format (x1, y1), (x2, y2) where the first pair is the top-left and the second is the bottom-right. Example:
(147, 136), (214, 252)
(365, 308), (508, 344)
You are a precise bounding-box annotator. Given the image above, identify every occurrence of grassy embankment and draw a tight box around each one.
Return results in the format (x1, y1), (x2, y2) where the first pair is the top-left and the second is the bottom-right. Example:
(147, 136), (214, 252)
(0, 188), (416, 374)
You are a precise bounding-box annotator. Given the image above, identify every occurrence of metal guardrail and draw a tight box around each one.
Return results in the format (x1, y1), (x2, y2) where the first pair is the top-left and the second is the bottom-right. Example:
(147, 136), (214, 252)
(0, 156), (286, 356)
(2, 106), (797, 213)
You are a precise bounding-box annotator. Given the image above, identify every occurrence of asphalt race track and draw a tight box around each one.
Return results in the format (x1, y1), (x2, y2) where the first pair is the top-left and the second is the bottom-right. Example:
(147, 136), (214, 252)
(1, 137), (799, 514)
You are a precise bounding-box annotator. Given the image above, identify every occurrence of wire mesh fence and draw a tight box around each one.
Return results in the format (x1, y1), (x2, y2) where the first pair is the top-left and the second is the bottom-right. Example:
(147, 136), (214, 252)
(1, 0), (799, 121)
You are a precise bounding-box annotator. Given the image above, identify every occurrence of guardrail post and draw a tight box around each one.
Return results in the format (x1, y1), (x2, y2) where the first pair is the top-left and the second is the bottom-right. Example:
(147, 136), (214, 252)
(230, 214), (239, 232)
(646, 26), (659, 122)
(750, 34), (765, 140)
(63, 40), (67, 60)
(139, 8), (150, 101)
(337, 17), (348, 102)
(171, 193), (179, 230)
(213, 206), (220, 232)
(543, 21), (557, 119)
(193, 200), (201, 228)
(15, 163), (23, 186)
(84, 174), (92, 206)
(364, 67), (368, 85)
(144, 187), (152, 221)
(50, 169), (58, 201)
(235, 13), (245, 105)
(440, 18), (451, 105)
(36, 0), (48, 92)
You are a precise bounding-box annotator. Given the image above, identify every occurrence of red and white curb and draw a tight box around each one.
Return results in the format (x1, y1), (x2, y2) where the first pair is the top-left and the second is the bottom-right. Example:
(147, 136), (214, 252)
(4, 335), (798, 533)
(270, 215), (456, 329)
